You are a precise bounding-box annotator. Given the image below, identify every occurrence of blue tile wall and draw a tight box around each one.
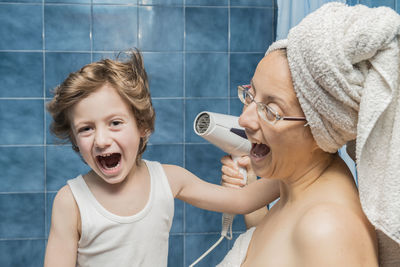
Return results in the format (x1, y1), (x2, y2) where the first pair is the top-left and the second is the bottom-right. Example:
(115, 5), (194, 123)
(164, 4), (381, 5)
(0, 193), (45, 238)
(0, 1), (276, 266)
(93, 5), (138, 51)
(185, 53), (228, 97)
(0, 240), (45, 267)
(0, 4), (42, 50)
(359, 0), (395, 8)
(230, 7), (275, 52)
(138, 6), (184, 51)
(45, 52), (92, 96)
(142, 52), (184, 97)
(0, 52), (43, 97)
(0, 100), (44, 145)
(44, 5), (91, 51)
(0, 147), (44, 192)
(185, 7), (228, 51)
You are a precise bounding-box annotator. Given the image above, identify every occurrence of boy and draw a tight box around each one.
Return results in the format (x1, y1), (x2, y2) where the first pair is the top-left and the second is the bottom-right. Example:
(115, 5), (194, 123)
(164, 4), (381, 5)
(44, 49), (274, 267)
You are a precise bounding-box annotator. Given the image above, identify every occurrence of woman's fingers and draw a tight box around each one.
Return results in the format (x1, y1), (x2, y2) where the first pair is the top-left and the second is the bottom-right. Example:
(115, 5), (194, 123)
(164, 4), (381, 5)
(221, 174), (246, 187)
(221, 182), (242, 189)
(221, 165), (242, 178)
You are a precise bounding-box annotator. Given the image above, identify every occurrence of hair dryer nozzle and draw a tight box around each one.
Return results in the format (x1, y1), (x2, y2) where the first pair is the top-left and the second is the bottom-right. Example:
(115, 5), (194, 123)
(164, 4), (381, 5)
(193, 111), (251, 156)
(194, 112), (211, 134)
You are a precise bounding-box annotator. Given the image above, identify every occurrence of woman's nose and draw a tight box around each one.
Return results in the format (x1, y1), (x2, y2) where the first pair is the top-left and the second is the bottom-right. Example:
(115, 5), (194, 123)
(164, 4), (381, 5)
(94, 128), (112, 149)
(239, 102), (259, 131)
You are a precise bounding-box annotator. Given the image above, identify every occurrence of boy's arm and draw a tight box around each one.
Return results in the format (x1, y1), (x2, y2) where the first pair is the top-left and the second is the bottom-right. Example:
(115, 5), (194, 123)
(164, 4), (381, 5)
(44, 185), (79, 267)
(221, 155), (277, 228)
(164, 163), (279, 215)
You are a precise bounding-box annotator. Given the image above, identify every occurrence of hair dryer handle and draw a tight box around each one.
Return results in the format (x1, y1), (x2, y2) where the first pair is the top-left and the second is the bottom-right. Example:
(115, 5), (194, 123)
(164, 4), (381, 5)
(232, 155), (247, 185)
(221, 155), (247, 240)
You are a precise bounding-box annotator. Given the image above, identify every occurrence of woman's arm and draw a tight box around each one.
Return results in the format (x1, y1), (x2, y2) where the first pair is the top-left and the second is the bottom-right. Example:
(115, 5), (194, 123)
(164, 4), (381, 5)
(220, 155), (278, 228)
(44, 185), (79, 267)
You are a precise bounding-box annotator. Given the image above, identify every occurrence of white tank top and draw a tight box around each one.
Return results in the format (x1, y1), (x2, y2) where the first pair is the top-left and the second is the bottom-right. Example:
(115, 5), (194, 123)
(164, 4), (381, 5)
(67, 160), (174, 267)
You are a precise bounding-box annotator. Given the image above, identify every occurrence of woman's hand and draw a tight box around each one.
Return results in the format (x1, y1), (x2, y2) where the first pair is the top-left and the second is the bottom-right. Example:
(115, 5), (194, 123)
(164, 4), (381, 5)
(221, 155), (257, 188)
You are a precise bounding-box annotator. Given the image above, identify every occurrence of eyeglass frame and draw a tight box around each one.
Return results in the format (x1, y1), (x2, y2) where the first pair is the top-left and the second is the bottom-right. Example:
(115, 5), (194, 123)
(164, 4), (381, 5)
(237, 84), (308, 126)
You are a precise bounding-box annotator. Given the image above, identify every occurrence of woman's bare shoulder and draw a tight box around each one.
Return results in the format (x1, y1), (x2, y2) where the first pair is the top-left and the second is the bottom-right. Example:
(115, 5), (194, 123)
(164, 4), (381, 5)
(292, 202), (378, 266)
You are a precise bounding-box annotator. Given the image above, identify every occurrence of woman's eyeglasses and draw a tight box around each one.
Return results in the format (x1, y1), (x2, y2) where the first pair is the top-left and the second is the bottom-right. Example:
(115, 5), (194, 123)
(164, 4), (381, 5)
(237, 84), (307, 125)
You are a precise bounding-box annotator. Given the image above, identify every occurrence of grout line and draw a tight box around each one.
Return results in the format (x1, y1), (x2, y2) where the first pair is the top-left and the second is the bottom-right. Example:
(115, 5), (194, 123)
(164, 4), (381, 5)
(0, 237), (46, 241)
(90, 0), (93, 62)
(42, 0), (48, 242)
(182, 1), (187, 265)
(228, 0), (231, 114)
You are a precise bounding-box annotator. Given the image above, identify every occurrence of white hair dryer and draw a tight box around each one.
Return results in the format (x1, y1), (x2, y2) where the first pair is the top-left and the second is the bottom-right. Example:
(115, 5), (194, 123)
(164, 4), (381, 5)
(190, 111), (251, 266)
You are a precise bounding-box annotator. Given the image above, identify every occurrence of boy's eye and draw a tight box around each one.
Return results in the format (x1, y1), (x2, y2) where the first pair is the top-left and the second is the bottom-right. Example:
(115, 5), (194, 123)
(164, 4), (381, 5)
(78, 126), (92, 133)
(111, 120), (123, 127)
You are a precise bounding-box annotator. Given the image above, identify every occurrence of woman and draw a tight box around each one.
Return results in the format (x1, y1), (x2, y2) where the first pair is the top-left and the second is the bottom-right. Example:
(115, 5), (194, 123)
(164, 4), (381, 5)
(219, 48), (378, 267)
(218, 2), (400, 266)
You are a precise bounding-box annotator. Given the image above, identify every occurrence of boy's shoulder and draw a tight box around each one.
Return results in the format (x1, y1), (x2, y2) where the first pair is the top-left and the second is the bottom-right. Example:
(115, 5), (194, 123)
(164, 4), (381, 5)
(53, 185), (78, 212)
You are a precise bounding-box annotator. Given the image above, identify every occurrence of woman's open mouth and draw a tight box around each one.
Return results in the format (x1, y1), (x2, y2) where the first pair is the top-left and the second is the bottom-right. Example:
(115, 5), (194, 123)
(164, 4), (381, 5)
(250, 143), (270, 159)
(96, 153), (121, 175)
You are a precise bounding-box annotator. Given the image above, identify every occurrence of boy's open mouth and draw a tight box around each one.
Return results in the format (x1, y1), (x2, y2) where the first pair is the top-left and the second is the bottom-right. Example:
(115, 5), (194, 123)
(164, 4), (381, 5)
(96, 153), (121, 170)
(250, 143), (270, 158)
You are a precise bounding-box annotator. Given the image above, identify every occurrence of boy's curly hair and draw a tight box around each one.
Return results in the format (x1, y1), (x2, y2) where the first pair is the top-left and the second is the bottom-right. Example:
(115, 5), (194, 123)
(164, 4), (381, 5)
(47, 49), (155, 164)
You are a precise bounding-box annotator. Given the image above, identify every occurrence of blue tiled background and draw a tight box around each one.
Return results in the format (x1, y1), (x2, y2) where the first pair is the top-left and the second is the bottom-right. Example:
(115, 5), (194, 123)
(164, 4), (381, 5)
(0, 0), (274, 266)
(0, 0), (396, 266)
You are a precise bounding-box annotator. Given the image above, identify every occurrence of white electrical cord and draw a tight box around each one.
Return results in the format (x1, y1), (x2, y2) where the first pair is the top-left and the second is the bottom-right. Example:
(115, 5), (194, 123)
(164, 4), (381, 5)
(189, 213), (234, 267)
(190, 156), (246, 266)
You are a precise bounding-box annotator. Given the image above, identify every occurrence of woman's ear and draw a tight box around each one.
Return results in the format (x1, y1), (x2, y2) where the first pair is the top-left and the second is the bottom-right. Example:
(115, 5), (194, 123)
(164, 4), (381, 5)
(346, 140), (356, 161)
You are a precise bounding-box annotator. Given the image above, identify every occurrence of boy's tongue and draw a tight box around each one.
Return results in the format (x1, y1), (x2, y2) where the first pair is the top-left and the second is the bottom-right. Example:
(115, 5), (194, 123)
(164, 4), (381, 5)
(251, 143), (270, 158)
(98, 153), (121, 169)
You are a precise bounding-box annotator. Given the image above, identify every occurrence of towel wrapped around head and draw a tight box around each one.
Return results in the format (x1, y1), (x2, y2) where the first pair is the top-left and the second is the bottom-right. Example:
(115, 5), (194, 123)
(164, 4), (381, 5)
(266, 2), (400, 253)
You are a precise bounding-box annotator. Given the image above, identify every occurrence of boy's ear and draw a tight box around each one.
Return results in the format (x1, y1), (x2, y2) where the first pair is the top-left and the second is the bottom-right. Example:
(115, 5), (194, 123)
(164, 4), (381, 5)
(140, 129), (149, 138)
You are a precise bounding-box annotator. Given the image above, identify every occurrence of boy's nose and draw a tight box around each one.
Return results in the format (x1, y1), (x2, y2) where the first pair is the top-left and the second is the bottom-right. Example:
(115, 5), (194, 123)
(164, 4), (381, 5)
(239, 102), (259, 131)
(94, 129), (112, 149)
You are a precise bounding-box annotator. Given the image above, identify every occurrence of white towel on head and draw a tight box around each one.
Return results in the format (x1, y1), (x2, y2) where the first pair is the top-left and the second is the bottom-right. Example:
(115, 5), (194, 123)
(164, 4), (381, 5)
(266, 2), (400, 252)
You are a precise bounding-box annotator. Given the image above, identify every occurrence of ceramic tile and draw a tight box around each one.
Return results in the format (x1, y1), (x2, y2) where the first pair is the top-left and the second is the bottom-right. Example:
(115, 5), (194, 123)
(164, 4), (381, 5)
(45, 52), (91, 97)
(45, 5), (91, 51)
(0, 4), (42, 50)
(0, 193), (44, 238)
(93, 5), (138, 51)
(0, 147), (44, 192)
(140, 0), (182, 4)
(138, 6), (184, 51)
(46, 0), (90, 3)
(0, 240), (45, 267)
(142, 52), (183, 97)
(142, 144), (183, 165)
(0, 100), (44, 145)
(185, 0), (227, 6)
(185, 53), (228, 97)
(360, 0), (395, 8)
(185, 7), (228, 51)
(231, 0), (274, 6)
(168, 234), (184, 267)
(150, 99), (184, 143)
(229, 52), (263, 97)
(46, 145), (90, 191)
(230, 7), (275, 52)
(0, 52), (43, 97)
